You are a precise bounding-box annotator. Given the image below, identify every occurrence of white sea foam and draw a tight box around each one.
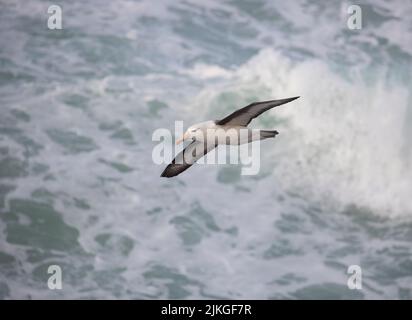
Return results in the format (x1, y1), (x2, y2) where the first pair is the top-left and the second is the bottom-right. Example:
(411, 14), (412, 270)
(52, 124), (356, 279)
(189, 49), (411, 216)
(1, 0), (412, 300)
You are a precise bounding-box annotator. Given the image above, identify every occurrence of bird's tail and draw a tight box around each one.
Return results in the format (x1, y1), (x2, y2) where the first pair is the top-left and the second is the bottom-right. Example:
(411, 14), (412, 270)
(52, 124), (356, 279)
(259, 130), (279, 139)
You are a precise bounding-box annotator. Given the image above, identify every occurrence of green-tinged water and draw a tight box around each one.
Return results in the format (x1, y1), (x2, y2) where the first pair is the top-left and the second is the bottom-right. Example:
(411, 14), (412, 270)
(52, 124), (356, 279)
(0, 0), (412, 299)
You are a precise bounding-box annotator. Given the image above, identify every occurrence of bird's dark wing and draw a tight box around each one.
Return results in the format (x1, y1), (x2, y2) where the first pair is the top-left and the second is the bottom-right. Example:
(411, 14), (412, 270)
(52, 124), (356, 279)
(160, 141), (217, 178)
(215, 96), (300, 127)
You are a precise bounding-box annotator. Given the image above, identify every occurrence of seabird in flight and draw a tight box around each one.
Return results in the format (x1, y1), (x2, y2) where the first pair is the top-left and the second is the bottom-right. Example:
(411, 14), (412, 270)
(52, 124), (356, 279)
(160, 96), (300, 178)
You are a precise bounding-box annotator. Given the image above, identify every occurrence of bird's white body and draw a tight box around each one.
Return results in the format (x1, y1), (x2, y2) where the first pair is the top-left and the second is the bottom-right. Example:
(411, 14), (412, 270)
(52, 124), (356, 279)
(190, 122), (263, 145)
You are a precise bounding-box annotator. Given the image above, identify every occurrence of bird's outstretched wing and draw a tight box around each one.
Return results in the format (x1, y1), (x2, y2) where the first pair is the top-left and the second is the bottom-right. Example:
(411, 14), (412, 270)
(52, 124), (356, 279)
(215, 96), (300, 127)
(161, 141), (217, 178)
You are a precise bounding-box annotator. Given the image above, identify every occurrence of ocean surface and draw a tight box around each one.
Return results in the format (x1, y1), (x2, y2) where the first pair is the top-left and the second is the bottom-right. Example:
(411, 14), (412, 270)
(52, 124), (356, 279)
(0, 0), (412, 299)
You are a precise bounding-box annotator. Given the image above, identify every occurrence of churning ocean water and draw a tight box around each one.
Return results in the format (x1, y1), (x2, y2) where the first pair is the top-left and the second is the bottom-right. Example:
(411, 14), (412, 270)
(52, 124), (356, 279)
(0, 0), (411, 300)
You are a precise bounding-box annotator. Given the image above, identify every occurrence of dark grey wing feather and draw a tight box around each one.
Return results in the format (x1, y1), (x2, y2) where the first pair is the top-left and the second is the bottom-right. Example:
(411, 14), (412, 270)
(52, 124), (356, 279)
(216, 96), (300, 127)
(161, 141), (217, 178)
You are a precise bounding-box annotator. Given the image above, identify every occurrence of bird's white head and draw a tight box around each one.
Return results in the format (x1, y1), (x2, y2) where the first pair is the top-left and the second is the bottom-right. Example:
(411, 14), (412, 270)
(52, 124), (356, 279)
(175, 121), (215, 144)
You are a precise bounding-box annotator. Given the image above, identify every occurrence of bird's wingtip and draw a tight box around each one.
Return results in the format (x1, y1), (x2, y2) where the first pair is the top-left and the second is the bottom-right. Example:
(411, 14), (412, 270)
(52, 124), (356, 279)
(161, 165), (179, 178)
(160, 170), (170, 178)
(279, 96), (300, 104)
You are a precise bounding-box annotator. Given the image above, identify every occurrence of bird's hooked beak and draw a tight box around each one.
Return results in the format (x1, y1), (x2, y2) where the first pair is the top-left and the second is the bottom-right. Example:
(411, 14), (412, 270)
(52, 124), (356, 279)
(175, 132), (190, 145)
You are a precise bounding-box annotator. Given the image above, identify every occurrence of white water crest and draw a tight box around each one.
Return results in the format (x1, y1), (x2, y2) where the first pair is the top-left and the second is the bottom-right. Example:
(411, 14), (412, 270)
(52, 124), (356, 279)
(0, 0), (412, 299)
